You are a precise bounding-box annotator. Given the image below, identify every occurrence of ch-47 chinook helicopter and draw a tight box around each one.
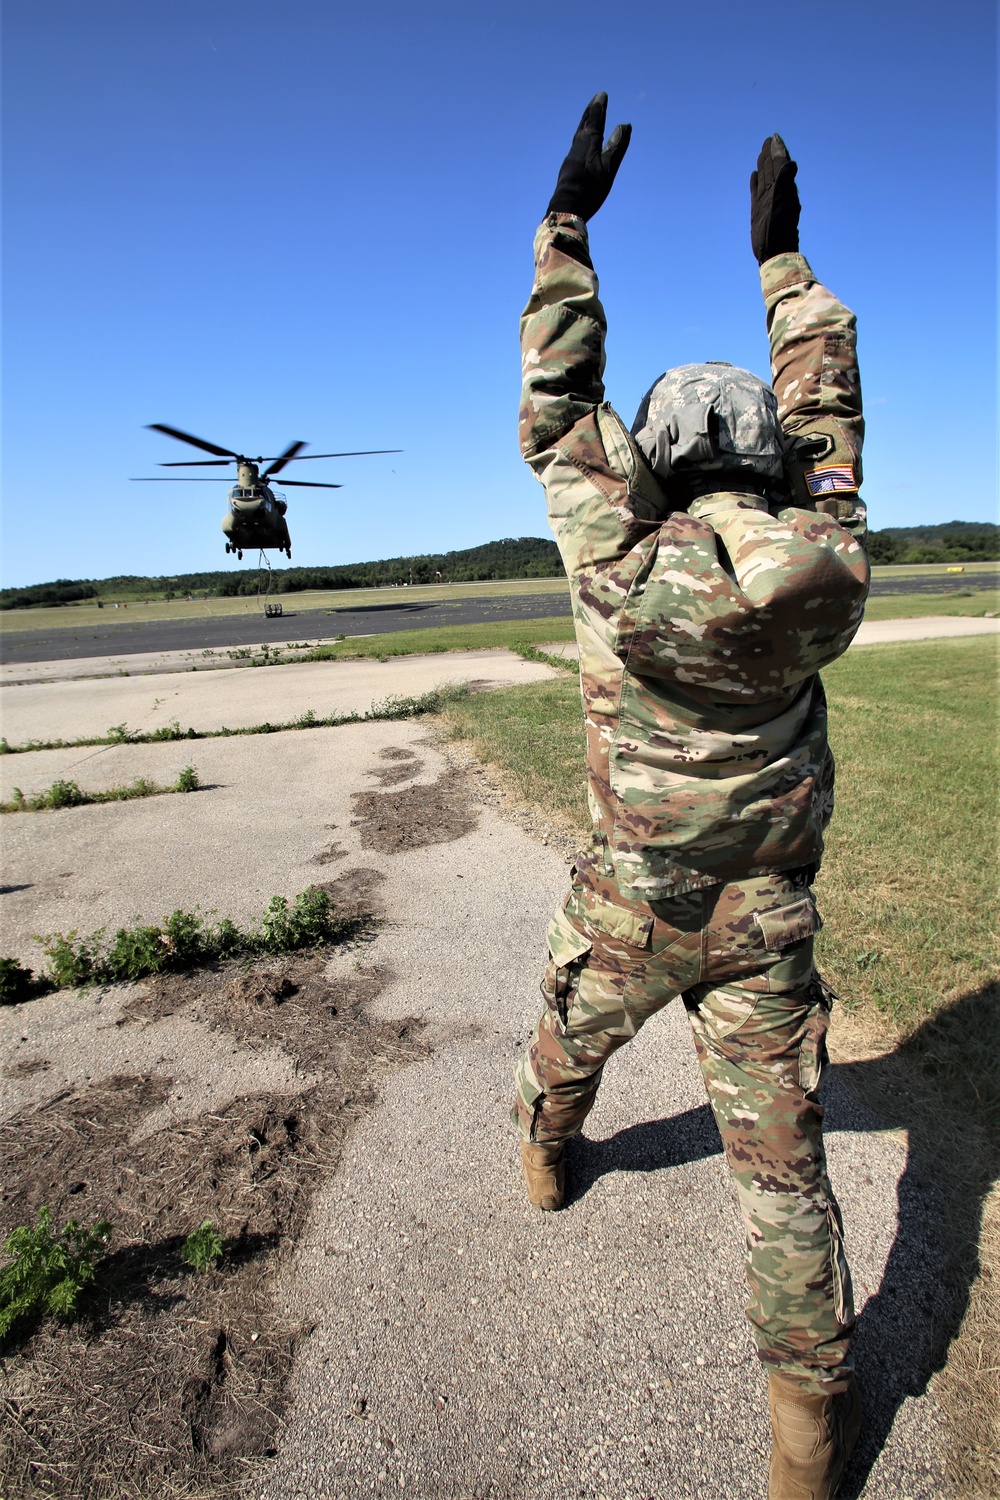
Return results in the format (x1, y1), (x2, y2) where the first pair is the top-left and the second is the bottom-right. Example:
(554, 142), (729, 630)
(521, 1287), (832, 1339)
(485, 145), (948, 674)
(131, 423), (400, 560)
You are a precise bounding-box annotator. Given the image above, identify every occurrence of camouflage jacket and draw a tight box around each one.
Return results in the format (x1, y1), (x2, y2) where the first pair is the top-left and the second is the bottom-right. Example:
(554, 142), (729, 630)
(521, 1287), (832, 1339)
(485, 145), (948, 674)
(519, 214), (870, 900)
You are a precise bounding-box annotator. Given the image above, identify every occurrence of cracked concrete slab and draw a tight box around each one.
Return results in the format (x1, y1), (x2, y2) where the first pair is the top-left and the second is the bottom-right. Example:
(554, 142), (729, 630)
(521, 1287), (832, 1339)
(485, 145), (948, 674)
(0, 648), (555, 745)
(1, 983), (313, 1144)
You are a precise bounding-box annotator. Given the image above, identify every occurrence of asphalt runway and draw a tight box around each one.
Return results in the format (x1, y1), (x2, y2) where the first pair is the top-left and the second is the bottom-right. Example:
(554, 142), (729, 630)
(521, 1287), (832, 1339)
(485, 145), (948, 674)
(0, 592), (573, 664)
(1, 571), (995, 664)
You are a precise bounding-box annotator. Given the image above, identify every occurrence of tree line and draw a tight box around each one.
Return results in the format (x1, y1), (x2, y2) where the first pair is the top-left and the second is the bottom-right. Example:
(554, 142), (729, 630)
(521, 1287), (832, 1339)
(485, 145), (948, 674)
(1, 537), (565, 609)
(3, 523), (997, 611)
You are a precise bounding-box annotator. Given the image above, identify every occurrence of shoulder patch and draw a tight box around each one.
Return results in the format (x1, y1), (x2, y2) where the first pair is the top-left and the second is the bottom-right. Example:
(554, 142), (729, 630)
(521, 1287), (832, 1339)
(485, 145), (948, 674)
(805, 464), (858, 496)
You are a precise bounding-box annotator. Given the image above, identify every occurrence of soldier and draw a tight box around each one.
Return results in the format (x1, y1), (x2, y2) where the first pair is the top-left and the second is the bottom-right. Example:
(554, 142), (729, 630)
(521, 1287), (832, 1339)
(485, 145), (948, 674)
(514, 96), (870, 1499)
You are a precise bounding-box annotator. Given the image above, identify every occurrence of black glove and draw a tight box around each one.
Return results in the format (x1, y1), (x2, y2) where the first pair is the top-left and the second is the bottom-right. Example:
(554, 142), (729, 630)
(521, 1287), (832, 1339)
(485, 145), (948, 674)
(547, 93), (632, 221)
(750, 134), (801, 264)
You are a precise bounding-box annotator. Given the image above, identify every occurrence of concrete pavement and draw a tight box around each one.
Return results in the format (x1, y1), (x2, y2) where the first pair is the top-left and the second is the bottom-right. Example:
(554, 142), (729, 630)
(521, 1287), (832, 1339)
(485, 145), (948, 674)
(0, 652), (953, 1497)
(0, 649), (554, 748)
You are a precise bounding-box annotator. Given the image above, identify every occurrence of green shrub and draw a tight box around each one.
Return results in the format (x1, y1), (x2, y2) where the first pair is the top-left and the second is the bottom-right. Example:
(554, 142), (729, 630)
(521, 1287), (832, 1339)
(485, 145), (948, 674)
(181, 1221), (224, 1273)
(103, 923), (172, 983)
(38, 929), (105, 989)
(175, 765), (199, 792)
(256, 886), (343, 953)
(0, 1207), (112, 1337)
(211, 917), (244, 959)
(369, 683), (471, 720)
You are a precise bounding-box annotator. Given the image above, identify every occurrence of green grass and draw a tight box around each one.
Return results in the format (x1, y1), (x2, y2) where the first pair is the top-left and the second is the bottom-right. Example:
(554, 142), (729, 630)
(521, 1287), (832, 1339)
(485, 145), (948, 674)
(863, 586), (997, 619)
(443, 676), (587, 826)
(440, 635), (998, 1043)
(303, 616), (577, 662)
(1, 766), (199, 812)
(814, 636), (998, 1026)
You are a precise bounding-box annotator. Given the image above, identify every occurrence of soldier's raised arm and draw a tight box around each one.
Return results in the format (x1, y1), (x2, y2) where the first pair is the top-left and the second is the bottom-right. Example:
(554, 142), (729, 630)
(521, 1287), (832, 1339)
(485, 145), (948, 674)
(520, 97), (670, 582)
(519, 93), (630, 461)
(751, 135), (867, 538)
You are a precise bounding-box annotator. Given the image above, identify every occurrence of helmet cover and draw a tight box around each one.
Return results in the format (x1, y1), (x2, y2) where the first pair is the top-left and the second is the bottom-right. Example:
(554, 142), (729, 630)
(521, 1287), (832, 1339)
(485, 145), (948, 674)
(632, 362), (783, 485)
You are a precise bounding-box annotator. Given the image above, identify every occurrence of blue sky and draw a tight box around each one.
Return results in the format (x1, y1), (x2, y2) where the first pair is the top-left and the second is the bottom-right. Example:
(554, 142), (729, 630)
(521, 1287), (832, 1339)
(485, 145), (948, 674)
(2, 0), (996, 587)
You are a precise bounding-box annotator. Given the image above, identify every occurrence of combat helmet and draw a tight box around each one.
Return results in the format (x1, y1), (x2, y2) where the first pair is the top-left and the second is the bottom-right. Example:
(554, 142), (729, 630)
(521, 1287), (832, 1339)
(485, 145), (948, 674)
(632, 362), (783, 490)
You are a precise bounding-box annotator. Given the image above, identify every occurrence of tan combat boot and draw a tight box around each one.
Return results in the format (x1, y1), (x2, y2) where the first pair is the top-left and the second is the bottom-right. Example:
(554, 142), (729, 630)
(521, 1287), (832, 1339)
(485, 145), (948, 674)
(767, 1371), (861, 1499)
(520, 1141), (565, 1211)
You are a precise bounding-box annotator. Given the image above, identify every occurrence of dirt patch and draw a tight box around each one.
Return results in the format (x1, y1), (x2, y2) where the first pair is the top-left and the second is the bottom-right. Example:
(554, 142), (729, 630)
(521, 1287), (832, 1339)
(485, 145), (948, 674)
(3, 1058), (51, 1079)
(312, 841), (348, 865)
(0, 935), (429, 1498)
(317, 866), (386, 919)
(378, 747), (416, 763)
(351, 770), (477, 853)
(368, 761), (423, 787)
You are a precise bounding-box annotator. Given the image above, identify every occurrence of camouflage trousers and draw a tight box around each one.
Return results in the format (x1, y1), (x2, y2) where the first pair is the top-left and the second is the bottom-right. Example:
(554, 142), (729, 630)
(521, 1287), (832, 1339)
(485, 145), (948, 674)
(513, 863), (855, 1393)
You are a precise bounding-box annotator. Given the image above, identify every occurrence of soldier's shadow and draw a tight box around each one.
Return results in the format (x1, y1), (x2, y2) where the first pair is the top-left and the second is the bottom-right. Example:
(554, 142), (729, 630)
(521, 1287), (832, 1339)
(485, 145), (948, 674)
(568, 983), (997, 1494)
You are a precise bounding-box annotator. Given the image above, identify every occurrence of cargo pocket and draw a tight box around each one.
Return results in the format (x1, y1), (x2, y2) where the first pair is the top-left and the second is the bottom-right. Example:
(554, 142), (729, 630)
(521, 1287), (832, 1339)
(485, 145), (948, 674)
(564, 889), (653, 951)
(753, 896), (823, 995)
(798, 974), (836, 1096)
(754, 896), (823, 952)
(540, 905), (592, 1029)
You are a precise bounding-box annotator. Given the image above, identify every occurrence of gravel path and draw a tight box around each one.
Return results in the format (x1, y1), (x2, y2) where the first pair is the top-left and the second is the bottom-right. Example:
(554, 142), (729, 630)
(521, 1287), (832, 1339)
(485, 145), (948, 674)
(241, 751), (946, 1500)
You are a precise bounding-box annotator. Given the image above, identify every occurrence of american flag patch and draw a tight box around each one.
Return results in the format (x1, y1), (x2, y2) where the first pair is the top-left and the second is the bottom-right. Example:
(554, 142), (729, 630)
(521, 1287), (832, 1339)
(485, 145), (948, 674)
(806, 464), (857, 495)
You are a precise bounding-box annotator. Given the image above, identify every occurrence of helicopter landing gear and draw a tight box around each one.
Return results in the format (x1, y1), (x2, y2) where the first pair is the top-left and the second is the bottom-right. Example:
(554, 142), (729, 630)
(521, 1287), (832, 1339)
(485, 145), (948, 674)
(237, 549), (244, 560)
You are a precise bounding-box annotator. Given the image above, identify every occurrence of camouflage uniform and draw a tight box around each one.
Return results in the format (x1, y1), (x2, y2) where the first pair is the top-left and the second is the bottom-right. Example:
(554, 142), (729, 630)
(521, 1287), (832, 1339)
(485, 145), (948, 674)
(515, 213), (869, 1393)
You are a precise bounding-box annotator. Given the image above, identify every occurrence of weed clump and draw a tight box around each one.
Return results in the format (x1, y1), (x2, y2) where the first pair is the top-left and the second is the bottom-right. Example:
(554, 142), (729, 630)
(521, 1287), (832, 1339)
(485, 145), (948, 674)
(4, 886), (356, 1000)
(368, 684), (471, 719)
(1, 765), (202, 813)
(2, 683), (473, 755)
(0, 1207), (112, 1337)
(181, 1221), (224, 1273)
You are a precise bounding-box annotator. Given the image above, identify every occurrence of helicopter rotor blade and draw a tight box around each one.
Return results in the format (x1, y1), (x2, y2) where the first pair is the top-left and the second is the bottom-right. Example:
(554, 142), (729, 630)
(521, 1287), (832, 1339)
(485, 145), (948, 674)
(130, 477), (232, 482)
(261, 440), (308, 480)
(158, 459), (235, 467)
(274, 478), (343, 489)
(147, 423), (239, 458)
(266, 449), (403, 461)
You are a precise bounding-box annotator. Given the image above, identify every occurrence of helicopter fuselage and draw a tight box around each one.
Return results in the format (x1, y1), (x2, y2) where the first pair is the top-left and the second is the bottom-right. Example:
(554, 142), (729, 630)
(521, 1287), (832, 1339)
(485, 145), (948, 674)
(222, 479), (291, 558)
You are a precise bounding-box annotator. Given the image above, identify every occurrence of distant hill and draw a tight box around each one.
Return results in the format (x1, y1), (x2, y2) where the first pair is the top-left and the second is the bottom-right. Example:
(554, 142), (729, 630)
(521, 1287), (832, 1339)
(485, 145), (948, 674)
(0, 537), (565, 610)
(866, 520), (998, 565)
